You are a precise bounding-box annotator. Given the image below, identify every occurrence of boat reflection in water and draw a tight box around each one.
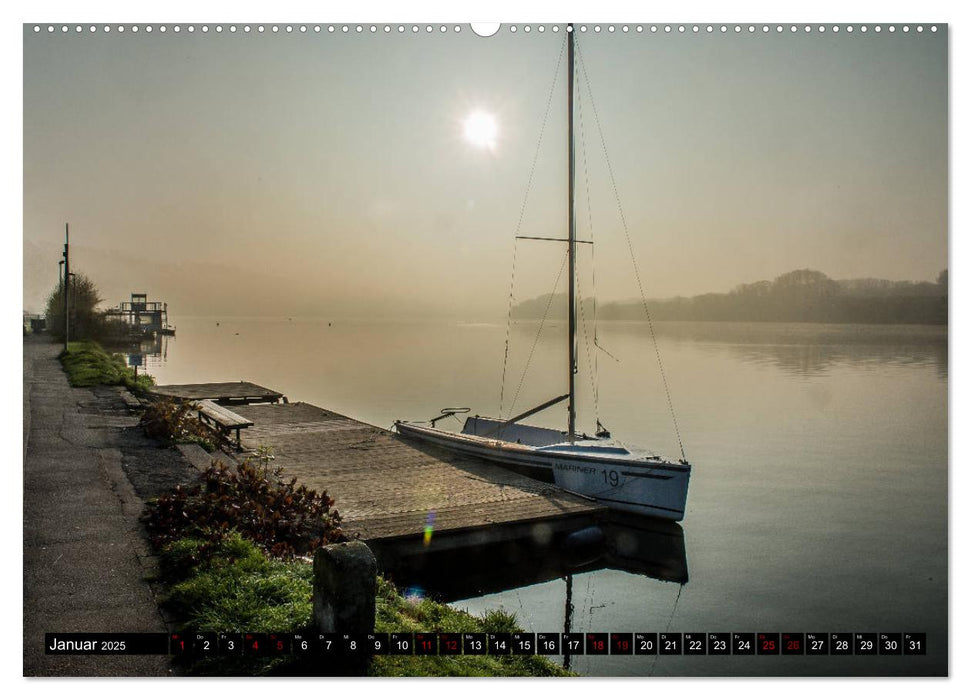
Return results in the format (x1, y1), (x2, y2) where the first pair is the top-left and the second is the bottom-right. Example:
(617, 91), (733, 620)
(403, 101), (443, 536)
(370, 513), (686, 671)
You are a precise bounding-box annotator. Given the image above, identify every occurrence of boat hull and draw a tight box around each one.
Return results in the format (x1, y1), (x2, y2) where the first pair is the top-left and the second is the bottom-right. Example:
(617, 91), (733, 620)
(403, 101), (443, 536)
(394, 421), (690, 521)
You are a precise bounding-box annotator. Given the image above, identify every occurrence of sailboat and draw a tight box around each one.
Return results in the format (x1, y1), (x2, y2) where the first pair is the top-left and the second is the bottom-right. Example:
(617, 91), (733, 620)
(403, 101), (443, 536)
(394, 25), (692, 521)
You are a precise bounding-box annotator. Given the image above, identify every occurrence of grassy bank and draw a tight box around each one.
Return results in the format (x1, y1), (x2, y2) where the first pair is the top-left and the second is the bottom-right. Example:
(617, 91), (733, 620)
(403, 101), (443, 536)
(143, 452), (569, 676)
(59, 340), (154, 393)
(157, 534), (571, 677)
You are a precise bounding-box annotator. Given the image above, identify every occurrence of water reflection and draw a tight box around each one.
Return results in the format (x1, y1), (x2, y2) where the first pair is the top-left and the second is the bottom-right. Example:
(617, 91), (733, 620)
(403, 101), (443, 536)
(109, 333), (171, 372)
(369, 514), (687, 603)
(604, 321), (947, 379)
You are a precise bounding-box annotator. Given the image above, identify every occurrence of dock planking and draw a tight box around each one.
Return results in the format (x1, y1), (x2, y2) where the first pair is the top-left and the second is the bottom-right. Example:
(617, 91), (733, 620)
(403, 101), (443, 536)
(226, 401), (603, 542)
(151, 381), (286, 405)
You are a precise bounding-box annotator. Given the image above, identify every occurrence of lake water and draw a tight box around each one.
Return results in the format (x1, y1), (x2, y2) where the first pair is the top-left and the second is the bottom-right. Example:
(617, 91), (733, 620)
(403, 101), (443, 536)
(141, 318), (947, 676)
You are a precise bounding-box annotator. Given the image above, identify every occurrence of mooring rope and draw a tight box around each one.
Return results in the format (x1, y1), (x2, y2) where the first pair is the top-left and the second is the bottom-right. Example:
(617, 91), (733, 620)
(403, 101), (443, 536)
(499, 34), (569, 420)
(575, 42), (687, 463)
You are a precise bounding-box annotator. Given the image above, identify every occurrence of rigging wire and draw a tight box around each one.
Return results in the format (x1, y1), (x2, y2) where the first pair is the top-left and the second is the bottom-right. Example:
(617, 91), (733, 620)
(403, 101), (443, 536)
(574, 41), (688, 463)
(508, 251), (569, 416)
(574, 81), (601, 425)
(650, 583), (685, 676)
(499, 34), (569, 420)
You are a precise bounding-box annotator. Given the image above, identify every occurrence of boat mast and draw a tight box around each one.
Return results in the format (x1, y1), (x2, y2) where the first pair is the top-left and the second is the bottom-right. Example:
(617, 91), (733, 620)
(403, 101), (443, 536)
(567, 23), (577, 442)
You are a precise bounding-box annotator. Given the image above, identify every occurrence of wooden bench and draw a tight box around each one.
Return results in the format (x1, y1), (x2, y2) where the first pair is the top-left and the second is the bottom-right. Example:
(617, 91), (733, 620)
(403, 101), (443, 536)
(196, 399), (254, 449)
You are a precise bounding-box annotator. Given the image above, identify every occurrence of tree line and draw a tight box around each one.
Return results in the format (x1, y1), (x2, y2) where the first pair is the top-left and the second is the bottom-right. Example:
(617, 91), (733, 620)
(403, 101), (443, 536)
(43, 272), (133, 343)
(512, 269), (948, 325)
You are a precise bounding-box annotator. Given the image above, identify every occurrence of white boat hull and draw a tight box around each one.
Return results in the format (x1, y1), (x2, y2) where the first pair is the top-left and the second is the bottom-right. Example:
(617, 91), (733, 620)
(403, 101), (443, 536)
(394, 420), (690, 521)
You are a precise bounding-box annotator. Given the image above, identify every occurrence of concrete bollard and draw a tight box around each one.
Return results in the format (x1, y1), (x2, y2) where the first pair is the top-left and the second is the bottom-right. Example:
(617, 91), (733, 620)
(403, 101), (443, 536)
(313, 541), (377, 635)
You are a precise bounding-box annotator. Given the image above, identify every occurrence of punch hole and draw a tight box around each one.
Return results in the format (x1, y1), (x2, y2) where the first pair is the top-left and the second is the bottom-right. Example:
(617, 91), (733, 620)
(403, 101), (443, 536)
(636, 26), (642, 32)
(511, 25), (518, 33)
(889, 26), (896, 32)
(664, 26), (671, 33)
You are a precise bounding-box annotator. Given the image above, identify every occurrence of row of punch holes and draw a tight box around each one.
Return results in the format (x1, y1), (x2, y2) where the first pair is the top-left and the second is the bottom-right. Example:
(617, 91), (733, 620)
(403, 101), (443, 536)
(32, 24), (940, 36)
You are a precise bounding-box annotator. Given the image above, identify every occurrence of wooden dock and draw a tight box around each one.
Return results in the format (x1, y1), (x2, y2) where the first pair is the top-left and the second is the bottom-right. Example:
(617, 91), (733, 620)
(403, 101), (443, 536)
(228, 401), (601, 544)
(151, 381), (286, 405)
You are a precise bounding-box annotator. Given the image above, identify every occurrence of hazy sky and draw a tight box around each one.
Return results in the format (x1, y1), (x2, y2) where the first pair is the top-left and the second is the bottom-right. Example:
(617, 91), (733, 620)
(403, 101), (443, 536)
(23, 23), (947, 318)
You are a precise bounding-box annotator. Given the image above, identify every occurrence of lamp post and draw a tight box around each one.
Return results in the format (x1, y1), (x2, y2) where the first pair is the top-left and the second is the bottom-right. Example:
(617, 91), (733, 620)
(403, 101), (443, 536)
(62, 224), (70, 352)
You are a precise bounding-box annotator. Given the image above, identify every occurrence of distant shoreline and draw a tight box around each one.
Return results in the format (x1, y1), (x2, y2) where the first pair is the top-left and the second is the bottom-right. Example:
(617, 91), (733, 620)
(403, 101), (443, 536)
(512, 269), (948, 326)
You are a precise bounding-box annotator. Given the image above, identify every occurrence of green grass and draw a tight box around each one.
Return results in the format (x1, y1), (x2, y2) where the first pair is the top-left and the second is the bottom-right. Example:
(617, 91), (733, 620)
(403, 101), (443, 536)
(59, 340), (155, 393)
(160, 534), (314, 633)
(371, 577), (572, 677)
(157, 534), (571, 677)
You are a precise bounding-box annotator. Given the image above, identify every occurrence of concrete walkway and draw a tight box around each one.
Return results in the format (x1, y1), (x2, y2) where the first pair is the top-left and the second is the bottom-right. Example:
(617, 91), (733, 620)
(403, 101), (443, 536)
(23, 336), (171, 676)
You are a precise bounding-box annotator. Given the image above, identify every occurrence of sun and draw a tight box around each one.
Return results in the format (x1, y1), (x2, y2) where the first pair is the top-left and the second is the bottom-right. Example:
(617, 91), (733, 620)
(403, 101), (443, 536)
(463, 110), (498, 150)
